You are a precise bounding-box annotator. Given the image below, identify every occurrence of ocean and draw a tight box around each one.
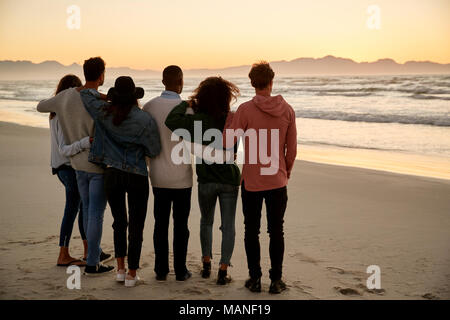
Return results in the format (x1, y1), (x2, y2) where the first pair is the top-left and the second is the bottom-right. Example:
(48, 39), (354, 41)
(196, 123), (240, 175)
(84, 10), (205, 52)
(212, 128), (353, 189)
(1, 75), (449, 177)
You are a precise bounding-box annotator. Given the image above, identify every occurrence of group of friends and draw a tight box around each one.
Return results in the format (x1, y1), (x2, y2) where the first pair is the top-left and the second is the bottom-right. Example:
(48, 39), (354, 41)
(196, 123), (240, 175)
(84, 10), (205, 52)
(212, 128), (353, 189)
(36, 57), (297, 294)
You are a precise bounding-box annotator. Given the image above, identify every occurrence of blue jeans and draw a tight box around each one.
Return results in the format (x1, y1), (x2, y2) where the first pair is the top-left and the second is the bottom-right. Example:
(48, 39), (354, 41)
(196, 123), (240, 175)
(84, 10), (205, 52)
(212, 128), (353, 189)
(56, 166), (86, 247)
(198, 183), (239, 266)
(76, 170), (107, 266)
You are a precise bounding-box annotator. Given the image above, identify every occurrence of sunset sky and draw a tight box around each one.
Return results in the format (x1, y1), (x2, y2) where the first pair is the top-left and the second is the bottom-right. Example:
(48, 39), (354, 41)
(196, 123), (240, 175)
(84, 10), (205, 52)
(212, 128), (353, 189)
(0, 0), (449, 70)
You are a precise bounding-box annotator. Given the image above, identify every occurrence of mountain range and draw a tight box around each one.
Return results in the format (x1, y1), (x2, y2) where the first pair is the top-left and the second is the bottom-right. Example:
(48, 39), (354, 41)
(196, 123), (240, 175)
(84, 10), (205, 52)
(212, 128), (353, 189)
(1, 55), (449, 80)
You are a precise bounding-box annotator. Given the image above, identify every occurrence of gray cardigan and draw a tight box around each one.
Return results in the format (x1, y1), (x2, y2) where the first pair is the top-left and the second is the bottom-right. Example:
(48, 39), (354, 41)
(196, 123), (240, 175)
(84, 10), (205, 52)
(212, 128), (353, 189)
(37, 88), (103, 174)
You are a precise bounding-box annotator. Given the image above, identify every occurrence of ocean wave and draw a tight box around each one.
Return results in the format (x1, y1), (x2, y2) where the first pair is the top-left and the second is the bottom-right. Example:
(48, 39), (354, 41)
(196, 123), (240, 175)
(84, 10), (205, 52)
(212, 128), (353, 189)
(0, 96), (40, 102)
(295, 110), (450, 127)
(315, 92), (373, 97)
(299, 140), (407, 152)
(297, 86), (450, 95)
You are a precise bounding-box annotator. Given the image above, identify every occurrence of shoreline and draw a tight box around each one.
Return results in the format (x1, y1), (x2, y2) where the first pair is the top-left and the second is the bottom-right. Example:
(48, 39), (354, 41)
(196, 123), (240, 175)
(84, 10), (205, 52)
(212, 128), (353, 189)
(1, 119), (449, 182)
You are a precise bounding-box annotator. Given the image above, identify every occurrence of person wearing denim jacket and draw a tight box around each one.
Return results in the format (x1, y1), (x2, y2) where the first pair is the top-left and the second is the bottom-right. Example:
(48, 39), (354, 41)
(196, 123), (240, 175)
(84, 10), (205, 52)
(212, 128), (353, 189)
(81, 90), (160, 175)
(80, 76), (161, 287)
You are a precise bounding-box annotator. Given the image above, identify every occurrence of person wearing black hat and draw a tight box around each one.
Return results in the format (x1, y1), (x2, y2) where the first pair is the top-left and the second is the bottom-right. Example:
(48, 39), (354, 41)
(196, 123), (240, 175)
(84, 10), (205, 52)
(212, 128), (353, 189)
(80, 76), (161, 287)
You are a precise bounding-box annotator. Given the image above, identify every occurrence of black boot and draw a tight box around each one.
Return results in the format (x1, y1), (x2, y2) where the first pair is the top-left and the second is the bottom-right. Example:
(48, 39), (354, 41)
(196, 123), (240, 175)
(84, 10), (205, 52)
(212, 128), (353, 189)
(269, 279), (287, 294)
(244, 277), (261, 292)
(217, 269), (231, 285)
(176, 269), (192, 281)
(201, 261), (211, 278)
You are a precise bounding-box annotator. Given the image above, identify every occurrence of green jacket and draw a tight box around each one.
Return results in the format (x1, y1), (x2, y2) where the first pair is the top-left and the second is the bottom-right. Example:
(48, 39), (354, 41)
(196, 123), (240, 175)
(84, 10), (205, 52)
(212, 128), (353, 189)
(165, 101), (241, 186)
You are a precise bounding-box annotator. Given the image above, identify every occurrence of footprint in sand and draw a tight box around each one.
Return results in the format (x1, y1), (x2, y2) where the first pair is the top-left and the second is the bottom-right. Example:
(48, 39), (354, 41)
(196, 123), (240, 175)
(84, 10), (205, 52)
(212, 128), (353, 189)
(8, 235), (58, 246)
(289, 252), (320, 265)
(291, 280), (317, 298)
(422, 293), (439, 300)
(356, 283), (386, 295)
(327, 266), (347, 274)
(334, 286), (361, 296)
(178, 286), (211, 295)
(17, 266), (33, 273)
(327, 266), (365, 277)
(74, 294), (99, 300)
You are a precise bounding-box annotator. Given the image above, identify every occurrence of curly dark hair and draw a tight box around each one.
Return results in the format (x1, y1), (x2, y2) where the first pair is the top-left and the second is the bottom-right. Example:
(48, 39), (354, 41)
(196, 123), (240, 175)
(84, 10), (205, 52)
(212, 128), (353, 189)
(189, 77), (240, 122)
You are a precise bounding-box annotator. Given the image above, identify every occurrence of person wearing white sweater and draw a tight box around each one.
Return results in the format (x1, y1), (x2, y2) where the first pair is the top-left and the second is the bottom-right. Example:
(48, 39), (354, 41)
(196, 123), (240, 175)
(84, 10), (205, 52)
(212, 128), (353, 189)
(51, 113), (90, 266)
(143, 66), (193, 281)
(45, 75), (90, 267)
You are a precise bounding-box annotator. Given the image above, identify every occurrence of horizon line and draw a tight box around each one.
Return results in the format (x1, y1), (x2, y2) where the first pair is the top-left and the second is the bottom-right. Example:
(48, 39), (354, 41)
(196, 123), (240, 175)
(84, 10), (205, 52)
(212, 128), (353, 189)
(2, 54), (450, 72)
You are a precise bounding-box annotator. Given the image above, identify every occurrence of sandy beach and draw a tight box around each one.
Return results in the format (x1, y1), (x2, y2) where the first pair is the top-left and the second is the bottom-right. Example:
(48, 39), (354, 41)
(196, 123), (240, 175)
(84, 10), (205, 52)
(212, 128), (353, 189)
(0, 121), (449, 300)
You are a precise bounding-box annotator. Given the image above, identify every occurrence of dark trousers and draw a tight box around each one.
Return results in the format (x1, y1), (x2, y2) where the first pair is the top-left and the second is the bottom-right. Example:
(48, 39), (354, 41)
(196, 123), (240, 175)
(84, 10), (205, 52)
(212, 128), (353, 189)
(241, 181), (288, 281)
(56, 166), (86, 247)
(152, 187), (192, 277)
(104, 168), (149, 270)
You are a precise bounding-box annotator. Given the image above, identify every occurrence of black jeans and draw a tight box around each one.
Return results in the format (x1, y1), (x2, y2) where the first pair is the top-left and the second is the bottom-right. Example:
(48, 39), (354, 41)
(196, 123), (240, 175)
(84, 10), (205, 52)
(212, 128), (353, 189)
(104, 168), (149, 270)
(152, 187), (192, 277)
(241, 181), (288, 281)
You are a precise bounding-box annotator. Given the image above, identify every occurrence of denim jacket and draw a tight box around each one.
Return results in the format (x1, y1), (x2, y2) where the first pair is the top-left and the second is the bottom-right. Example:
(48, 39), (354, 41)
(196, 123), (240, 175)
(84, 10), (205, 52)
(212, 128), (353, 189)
(80, 89), (161, 176)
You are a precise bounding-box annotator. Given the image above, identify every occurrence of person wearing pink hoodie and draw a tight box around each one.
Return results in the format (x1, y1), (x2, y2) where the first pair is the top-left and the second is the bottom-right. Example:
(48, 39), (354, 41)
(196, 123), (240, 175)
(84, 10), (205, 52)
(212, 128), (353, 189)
(223, 61), (297, 294)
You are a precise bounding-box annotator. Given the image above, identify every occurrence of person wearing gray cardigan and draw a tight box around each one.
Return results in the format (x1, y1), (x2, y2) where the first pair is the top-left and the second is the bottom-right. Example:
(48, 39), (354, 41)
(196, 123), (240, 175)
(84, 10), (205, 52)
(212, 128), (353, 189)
(37, 57), (113, 274)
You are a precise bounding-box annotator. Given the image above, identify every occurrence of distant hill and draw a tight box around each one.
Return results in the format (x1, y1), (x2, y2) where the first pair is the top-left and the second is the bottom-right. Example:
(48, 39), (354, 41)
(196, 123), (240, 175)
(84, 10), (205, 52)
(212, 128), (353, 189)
(0, 60), (160, 80)
(1, 56), (449, 80)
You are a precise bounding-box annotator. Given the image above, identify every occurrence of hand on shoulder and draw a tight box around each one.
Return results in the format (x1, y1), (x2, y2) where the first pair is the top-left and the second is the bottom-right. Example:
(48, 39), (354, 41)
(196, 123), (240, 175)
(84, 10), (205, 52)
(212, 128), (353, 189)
(224, 111), (235, 126)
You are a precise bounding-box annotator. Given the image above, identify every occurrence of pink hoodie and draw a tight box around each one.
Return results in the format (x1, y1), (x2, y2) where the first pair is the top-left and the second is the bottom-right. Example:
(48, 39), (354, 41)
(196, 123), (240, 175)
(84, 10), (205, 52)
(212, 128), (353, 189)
(223, 94), (297, 192)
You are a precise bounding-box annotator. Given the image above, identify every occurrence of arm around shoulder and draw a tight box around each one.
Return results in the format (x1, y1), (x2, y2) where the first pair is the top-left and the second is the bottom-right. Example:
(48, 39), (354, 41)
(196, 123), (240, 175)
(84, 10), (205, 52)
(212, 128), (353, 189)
(164, 101), (191, 132)
(223, 106), (246, 149)
(58, 137), (91, 157)
(142, 114), (161, 158)
(36, 94), (61, 113)
(80, 89), (108, 120)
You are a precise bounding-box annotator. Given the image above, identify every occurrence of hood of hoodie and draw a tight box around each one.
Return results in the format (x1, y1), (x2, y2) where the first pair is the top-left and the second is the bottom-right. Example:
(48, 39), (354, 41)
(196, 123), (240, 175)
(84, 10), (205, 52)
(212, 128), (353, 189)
(252, 95), (289, 117)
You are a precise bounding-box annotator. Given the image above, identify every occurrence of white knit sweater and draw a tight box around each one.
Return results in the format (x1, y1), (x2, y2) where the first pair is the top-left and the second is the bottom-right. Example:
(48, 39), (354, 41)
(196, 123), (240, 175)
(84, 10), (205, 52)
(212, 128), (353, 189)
(143, 95), (193, 189)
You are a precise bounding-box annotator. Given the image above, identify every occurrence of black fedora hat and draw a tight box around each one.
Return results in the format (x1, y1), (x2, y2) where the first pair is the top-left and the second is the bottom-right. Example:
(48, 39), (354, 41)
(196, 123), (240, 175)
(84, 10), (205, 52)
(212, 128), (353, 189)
(107, 76), (144, 104)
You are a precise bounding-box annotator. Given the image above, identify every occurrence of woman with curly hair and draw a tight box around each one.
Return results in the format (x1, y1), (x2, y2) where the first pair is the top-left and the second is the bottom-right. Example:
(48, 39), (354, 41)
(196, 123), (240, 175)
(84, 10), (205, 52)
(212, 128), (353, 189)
(165, 77), (241, 285)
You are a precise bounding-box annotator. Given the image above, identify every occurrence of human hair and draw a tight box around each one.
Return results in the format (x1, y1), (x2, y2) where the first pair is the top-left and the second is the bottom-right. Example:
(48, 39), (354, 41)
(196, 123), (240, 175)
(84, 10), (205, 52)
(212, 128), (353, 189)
(83, 57), (105, 82)
(162, 65), (183, 87)
(248, 61), (275, 90)
(106, 97), (138, 126)
(50, 74), (82, 120)
(189, 77), (239, 124)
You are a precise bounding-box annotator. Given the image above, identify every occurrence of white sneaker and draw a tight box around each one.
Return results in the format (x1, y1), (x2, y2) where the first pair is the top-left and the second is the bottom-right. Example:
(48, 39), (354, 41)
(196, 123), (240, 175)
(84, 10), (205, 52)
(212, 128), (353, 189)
(124, 275), (140, 287)
(116, 269), (126, 282)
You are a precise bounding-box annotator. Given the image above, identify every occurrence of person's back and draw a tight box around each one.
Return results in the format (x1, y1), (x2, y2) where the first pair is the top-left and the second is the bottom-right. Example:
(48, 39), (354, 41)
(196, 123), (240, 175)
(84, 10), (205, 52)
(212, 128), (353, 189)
(81, 88), (160, 176)
(38, 87), (102, 173)
(37, 57), (113, 275)
(227, 93), (296, 191)
(143, 93), (193, 188)
(141, 66), (193, 282)
(223, 61), (296, 294)
(165, 76), (241, 285)
(80, 76), (160, 286)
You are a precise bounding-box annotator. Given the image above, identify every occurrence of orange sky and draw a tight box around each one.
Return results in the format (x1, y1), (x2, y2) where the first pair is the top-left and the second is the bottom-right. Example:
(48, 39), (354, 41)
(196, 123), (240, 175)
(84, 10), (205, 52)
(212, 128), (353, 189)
(0, 0), (449, 70)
